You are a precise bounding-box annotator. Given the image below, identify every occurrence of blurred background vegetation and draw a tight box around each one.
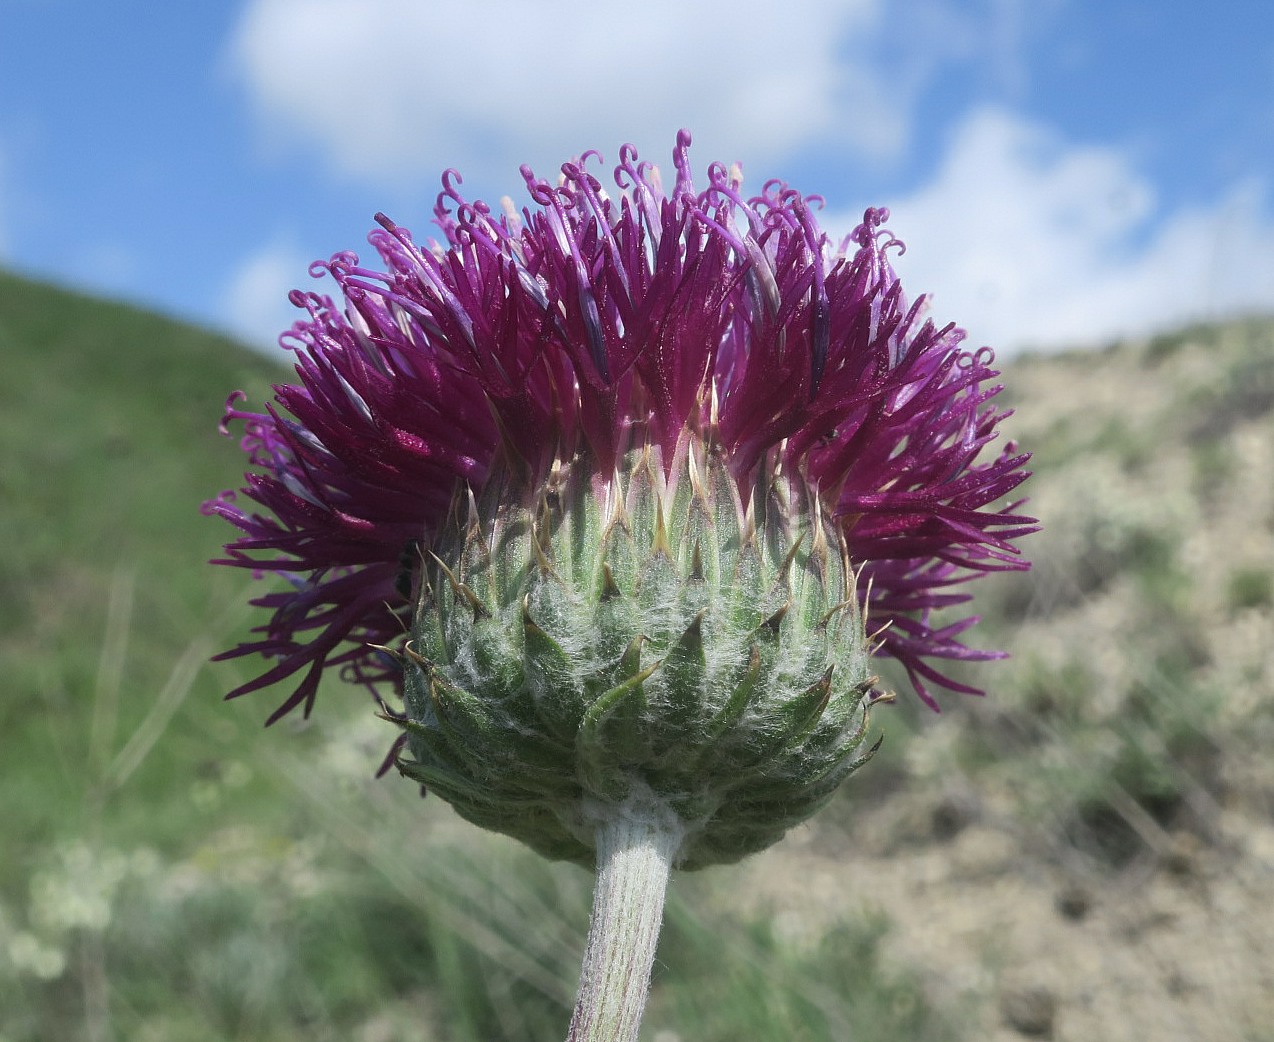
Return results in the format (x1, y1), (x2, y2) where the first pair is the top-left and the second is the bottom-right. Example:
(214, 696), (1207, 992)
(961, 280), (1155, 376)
(1, 269), (1270, 1041)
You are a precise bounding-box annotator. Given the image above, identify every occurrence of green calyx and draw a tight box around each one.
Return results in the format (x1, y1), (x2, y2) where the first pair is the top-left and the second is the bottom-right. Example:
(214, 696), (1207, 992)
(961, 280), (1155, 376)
(393, 438), (880, 870)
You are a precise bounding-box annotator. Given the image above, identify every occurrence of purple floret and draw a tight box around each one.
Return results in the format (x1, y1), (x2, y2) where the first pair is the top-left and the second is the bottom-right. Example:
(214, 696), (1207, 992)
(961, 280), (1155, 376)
(205, 130), (1036, 727)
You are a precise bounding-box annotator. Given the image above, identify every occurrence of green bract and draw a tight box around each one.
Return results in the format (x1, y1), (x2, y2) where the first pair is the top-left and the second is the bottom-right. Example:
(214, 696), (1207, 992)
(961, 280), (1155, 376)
(394, 438), (880, 869)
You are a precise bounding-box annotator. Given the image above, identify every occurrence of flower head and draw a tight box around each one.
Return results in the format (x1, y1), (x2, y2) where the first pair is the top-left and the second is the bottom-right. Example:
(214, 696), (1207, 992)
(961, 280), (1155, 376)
(205, 132), (1034, 863)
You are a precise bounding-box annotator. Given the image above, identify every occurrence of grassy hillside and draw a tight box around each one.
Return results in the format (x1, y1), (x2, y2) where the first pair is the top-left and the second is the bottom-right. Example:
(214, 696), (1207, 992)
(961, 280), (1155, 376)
(0, 271), (289, 849)
(744, 317), (1274, 1042)
(1, 268), (1271, 1041)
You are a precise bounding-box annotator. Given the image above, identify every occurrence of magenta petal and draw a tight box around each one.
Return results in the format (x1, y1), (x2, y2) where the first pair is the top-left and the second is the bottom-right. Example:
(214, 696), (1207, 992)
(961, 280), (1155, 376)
(204, 133), (1036, 728)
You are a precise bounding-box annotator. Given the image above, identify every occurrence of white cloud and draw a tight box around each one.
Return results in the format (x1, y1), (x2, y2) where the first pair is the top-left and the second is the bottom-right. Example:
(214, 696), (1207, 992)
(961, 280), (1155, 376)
(227, 1), (1274, 362)
(227, 0), (893, 186)
(221, 241), (311, 352)
(846, 108), (1274, 353)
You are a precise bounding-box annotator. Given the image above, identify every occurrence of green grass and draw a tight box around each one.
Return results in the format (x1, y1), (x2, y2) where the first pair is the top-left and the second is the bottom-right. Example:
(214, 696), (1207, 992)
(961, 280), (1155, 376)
(0, 269), (292, 849)
(649, 907), (959, 1042)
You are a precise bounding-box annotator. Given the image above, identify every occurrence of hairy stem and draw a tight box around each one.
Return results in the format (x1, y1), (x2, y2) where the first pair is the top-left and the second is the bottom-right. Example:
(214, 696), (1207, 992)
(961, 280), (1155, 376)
(566, 801), (682, 1042)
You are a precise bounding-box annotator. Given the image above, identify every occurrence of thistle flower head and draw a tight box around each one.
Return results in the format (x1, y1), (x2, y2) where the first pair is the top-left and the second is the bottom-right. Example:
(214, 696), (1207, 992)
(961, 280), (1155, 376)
(204, 132), (1035, 866)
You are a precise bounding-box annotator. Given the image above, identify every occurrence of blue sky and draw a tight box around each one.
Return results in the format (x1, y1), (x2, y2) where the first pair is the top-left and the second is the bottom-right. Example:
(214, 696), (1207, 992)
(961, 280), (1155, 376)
(2, 0), (1273, 356)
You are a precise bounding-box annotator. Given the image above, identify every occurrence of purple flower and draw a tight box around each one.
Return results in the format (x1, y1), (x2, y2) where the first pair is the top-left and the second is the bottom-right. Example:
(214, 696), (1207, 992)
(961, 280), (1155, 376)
(204, 131), (1035, 736)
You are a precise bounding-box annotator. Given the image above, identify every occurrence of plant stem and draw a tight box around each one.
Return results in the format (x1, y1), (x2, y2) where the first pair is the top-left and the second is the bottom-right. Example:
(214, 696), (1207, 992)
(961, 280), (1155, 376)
(566, 800), (682, 1042)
